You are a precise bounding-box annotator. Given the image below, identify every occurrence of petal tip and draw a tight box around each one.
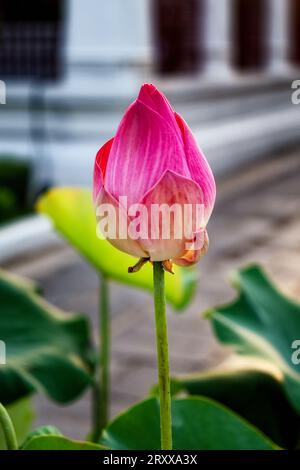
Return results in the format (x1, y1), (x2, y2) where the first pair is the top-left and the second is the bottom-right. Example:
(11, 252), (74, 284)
(138, 83), (157, 97)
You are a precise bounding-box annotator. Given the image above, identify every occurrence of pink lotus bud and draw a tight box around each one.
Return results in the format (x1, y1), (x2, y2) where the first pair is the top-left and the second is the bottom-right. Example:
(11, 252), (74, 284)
(93, 84), (216, 267)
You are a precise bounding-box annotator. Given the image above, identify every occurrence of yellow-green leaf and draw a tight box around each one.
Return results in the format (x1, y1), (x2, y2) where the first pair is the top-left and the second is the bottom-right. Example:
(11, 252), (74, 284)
(0, 397), (34, 450)
(37, 188), (197, 310)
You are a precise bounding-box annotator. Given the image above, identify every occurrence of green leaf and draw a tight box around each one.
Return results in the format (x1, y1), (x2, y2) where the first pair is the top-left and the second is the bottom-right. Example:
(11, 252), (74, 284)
(22, 426), (107, 450)
(101, 397), (278, 450)
(22, 425), (62, 442)
(169, 357), (300, 449)
(0, 269), (93, 405)
(37, 188), (197, 310)
(0, 397), (34, 450)
(206, 265), (300, 415)
(23, 436), (106, 450)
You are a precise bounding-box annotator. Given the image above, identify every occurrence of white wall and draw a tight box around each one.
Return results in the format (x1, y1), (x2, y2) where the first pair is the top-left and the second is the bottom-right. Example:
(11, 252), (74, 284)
(66, 0), (152, 65)
(268, 0), (289, 72)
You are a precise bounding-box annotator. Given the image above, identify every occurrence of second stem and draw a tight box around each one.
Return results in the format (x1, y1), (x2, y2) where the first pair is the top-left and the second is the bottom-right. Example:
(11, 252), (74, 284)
(0, 402), (18, 450)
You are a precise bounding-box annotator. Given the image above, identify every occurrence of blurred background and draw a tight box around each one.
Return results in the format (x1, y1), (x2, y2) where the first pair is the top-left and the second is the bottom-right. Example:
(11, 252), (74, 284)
(0, 0), (300, 437)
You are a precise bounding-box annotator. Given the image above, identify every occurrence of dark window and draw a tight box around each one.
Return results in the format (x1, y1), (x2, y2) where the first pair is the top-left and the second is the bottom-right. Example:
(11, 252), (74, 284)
(152, 0), (206, 74)
(0, 0), (65, 80)
(232, 0), (269, 71)
(289, 0), (300, 66)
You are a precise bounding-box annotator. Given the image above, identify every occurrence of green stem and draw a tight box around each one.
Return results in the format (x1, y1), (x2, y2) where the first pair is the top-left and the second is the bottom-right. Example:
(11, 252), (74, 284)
(0, 403), (18, 450)
(91, 273), (110, 442)
(153, 262), (173, 450)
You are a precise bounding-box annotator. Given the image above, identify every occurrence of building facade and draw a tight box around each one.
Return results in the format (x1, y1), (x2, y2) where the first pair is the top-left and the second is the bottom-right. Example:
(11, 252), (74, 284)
(0, 0), (300, 189)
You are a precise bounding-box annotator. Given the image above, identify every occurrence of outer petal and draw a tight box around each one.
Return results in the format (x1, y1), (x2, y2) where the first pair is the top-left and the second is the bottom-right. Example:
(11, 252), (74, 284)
(173, 230), (209, 267)
(138, 170), (204, 261)
(104, 100), (191, 206)
(137, 84), (181, 136)
(95, 187), (148, 258)
(93, 137), (114, 204)
(175, 112), (216, 223)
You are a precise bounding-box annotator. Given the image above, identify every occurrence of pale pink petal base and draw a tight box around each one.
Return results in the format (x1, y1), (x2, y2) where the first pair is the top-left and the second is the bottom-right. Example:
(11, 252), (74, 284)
(96, 188), (148, 259)
(139, 170), (204, 261)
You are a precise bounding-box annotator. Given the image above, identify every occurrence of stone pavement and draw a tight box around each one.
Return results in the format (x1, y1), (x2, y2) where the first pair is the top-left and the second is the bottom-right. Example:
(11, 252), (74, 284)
(6, 149), (300, 439)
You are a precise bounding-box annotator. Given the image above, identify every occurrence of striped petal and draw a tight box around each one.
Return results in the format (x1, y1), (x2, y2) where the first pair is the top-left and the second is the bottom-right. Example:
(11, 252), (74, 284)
(104, 100), (190, 207)
(175, 112), (216, 223)
(137, 83), (181, 135)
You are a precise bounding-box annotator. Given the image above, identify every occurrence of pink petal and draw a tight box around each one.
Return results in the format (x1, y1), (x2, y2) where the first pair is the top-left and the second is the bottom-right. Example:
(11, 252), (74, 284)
(173, 230), (209, 267)
(104, 100), (191, 207)
(95, 187), (148, 259)
(175, 112), (216, 223)
(137, 84), (180, 135)
(93, 137), (114, 204)
(138, 170), (204, 261)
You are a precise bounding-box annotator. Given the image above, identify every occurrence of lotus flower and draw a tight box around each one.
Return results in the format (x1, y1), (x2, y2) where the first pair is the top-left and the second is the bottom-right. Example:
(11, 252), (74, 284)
(93, 84), (216, 268)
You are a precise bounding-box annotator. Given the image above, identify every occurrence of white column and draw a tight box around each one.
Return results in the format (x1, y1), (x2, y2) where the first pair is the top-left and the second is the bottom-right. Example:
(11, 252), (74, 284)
(268, 0), (289, 74)
(203, 0), (233, 77)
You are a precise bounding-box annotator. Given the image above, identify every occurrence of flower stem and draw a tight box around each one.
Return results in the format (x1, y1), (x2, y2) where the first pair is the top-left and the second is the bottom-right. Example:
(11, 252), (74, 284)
(91, 273), (110, 441)
(153, 261), (172, 450)
(0, 403), (18, 450)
